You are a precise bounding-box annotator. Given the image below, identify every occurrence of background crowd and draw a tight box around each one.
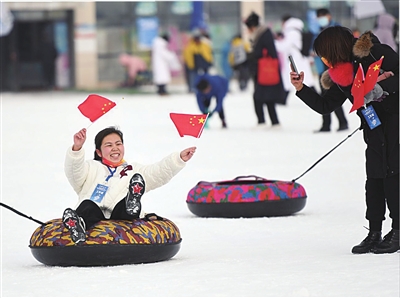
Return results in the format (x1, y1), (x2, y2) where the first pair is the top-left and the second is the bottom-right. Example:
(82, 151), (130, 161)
(145, 7), (398, 133)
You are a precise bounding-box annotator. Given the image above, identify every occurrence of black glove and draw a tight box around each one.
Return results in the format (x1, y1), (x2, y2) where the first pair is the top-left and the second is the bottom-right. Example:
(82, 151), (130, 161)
(364, 84), (389, 104)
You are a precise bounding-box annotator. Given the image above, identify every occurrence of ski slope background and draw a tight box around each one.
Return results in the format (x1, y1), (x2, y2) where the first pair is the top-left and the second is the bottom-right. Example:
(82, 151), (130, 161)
(1, 83), (399, 297)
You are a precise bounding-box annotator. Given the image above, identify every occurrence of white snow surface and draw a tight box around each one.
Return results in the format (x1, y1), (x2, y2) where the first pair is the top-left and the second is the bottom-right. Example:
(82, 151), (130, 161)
(1, 84), (399, 297)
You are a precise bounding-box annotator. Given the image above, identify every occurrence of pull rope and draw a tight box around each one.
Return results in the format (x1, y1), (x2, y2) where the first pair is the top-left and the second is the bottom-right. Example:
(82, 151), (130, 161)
(0, 202), (46, 226)
(292, 127), (361, 183)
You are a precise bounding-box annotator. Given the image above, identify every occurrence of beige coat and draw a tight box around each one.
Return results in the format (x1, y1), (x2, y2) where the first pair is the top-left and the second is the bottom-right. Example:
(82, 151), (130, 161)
(64, 147), (186, 218)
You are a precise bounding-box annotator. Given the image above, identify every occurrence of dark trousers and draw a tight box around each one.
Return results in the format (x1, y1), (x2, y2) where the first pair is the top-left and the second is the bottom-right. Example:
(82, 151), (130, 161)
(321, 107), (348, 130)
(235, 64), (250, 91)
(254, 98), (279, 125)
(319, 76), (347, 130)
(204, 97), (225, 122)
(365, 174), (399, 231)
(76, 199), (137, 229)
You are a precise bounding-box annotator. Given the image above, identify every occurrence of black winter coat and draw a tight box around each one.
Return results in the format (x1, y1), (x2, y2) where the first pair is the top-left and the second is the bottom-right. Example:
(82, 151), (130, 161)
(296, 32), (399, 179)
(249, 25), (286, 104)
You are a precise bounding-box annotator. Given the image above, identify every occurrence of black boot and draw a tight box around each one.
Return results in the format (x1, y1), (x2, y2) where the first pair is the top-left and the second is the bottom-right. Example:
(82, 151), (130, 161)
(62, 208), (86, 244)
(372, 229), (400, 254)
(351, 231), (382, 254)
(126, 173), (145, 217)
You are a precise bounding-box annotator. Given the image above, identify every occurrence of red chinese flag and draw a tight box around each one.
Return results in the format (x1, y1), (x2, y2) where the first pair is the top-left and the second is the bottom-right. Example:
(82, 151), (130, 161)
(170, 113), (208, 138)
(364, 56), (384, 95)
(350, 64), (365, 113)
(78, 94), (116, 122)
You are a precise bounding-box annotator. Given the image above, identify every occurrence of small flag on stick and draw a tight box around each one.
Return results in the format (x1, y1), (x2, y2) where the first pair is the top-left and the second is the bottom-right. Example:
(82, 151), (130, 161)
(364, 56), (384, 94)
(349, 64), (365, 113)
(170, 113), (208, 138)
(78, 94), (116, 122)
(349, 57), (385, 113)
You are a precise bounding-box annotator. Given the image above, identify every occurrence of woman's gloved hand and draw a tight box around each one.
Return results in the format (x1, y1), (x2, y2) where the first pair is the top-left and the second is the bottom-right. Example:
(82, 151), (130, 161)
(364, 84), (389, 104)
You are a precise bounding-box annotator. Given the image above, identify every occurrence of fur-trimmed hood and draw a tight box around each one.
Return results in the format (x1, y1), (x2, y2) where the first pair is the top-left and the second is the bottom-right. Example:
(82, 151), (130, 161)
(320, 31), (376, 90)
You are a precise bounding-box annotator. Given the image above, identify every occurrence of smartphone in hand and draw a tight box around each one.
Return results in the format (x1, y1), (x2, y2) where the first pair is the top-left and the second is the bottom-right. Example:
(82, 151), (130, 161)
(288, 55), (300, 79)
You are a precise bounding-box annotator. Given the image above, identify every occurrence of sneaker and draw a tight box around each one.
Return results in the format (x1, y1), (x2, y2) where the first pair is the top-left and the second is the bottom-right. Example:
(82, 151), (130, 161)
(372, 229), (400, 254)
(351, 230), (382, 254)
(126, 173), (145, 217)
(62, 208), (86, 243)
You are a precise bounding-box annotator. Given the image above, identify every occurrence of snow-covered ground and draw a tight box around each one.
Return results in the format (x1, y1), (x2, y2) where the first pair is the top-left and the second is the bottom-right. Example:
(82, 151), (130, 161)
(1, 82), (399, 297)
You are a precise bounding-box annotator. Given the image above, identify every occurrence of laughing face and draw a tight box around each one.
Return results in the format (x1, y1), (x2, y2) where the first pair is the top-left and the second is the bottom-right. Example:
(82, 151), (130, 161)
(95, 133), (125, 165)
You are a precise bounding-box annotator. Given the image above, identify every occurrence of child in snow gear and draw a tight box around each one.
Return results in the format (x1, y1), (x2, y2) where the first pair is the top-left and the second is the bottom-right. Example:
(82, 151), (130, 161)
(195, 74), (228, 128)
(62, 126), (196, 244)
(229, 34), (251, 91)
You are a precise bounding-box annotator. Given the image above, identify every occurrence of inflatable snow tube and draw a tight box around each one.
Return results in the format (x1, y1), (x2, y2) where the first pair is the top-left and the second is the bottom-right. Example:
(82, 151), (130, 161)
(29, 216), (182, 267)
(187, 175), (307, 218)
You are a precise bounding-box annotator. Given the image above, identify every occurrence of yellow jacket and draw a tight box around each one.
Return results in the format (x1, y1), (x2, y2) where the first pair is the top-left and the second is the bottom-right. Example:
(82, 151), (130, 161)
(228, 37), (251, 66)
(183, 39), (213, 70)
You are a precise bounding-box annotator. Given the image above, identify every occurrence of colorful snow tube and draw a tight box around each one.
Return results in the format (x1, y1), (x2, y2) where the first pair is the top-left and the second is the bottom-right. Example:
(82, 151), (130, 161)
(29, 216), (182, 267)
(187, 175), (307, 218)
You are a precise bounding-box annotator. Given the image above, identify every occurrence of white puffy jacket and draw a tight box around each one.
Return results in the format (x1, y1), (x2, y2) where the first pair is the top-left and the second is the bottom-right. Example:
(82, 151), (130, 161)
(64, 147), (186, 218)
(151, 36), (181, 85)
(275, 17), (317, 91)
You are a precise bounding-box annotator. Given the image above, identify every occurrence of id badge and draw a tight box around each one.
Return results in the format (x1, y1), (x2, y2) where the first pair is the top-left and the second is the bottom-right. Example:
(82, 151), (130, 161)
(90, 184), (108, 203)
(361, 106), (381, 130)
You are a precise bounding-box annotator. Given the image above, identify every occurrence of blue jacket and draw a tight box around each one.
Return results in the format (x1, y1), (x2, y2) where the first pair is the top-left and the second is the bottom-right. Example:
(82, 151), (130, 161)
(195, 74), (228, 114)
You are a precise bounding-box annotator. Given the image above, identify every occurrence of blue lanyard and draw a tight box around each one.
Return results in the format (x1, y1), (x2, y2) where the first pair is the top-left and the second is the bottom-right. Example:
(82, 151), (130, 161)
(105, 166), (117, 182)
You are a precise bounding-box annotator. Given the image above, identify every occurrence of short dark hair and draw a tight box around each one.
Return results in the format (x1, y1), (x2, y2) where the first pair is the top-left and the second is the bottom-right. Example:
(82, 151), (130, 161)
(244, 12), (260, 28)
(281, 14), (292, 23)
(316, 8), (330, 17)
(196, 79), (210, 92)
(313, 26), (354, 67)
(94, 126), (124, 161)
(161, 33), (170, 42)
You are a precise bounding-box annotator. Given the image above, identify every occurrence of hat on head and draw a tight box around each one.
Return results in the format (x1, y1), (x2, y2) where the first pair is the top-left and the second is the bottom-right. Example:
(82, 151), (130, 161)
(192, 28), (202, 37)
(244, 12), (260, 28)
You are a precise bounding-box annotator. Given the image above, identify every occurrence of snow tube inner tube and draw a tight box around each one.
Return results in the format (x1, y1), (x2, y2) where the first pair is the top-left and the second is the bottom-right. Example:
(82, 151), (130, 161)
(29, 215), (181, 267)
(187, 175), (307, 218)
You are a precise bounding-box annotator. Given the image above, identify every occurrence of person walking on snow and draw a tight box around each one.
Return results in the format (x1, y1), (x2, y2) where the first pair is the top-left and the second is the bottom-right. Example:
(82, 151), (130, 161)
(313, 8), (349, 133)
(244, 12), (286, 128)
(372, 13), (398, 53)
(275, 15), (317, 95)
(151, 33), (181, 95)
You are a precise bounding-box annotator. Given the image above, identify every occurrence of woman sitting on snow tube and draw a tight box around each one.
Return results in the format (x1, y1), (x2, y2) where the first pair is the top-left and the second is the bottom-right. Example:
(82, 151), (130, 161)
(60, 125), (195, 243)
(34, 125), (196, 266)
